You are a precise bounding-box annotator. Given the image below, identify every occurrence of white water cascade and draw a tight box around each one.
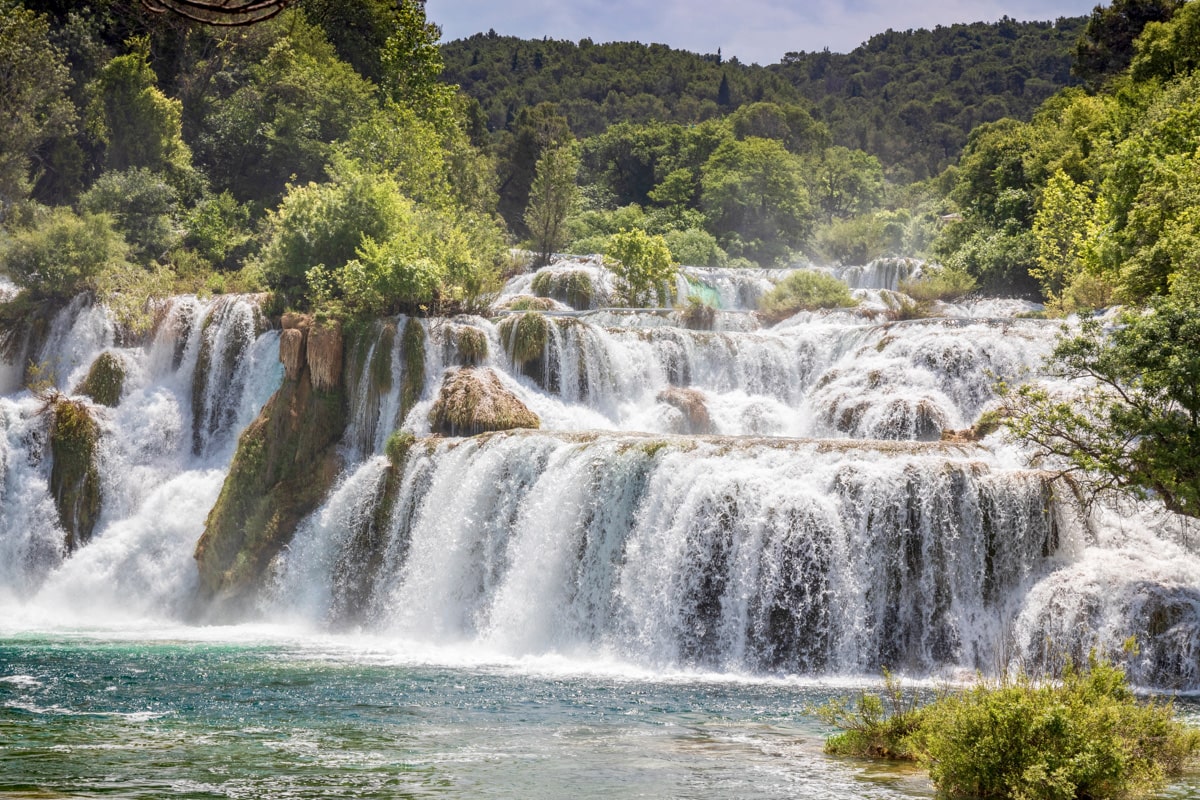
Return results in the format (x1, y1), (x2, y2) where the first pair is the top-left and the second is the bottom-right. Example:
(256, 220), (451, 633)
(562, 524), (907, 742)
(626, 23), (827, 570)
(3, 258), (1198, 689)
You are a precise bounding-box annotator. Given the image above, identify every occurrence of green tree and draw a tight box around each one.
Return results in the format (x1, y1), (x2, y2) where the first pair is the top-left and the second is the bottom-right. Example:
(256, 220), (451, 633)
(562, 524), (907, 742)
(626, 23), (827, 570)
(0, 1), (75, 213)
(497, 102), (572, 233)
(700, 137), (812, 265)
(728, 101), (829, 154)
(86, 36), (192, 178)
(605, 228), (676, 306)
(1073, 0), (1182, 87)
(0, 207), (131, 301)
(525, 140), (581, 266)
(1031, 169), (1104, 305)
(805, 146), (885, 223)
(77, 168), (181, 263)
(1006, 286), (1200, 518)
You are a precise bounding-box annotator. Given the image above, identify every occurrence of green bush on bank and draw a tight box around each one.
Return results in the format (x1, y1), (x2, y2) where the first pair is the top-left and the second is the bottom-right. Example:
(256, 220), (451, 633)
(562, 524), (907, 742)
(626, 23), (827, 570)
(758, 270), (857, 322)
(820, 658), (1200, 800)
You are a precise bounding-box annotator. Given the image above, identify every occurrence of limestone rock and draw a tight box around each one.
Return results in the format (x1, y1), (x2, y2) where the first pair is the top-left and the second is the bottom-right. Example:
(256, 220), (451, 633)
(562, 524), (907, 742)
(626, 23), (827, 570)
(656, 387), (713, 435)
(49, 398), (102, 551)
(76, 351), (125, 407)
(429, 367), (540, 436)
(307, 319), (343, 392)
(279, 328), (305, 381)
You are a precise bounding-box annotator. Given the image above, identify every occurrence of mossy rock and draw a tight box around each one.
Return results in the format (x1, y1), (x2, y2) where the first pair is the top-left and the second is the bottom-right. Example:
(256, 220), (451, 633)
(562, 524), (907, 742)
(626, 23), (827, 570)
(498, 295), (556, 312)
(531, 269), (595, 309)
(429, 367), (540, 437)
(385, 430), (417, 469)
(497, 312), (549, 365)
(194, 361), (348, 611)
(75, 351), (125, 407)
(49, 398), (103, 551)
(400, 317), (425, 420)
(453, 326), (488, 366)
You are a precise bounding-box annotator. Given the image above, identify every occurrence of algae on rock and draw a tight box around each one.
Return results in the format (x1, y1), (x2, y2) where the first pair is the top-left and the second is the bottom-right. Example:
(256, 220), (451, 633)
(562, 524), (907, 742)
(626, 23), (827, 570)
(399, 317), (425, 420)
(75, 351), (125, 407)
(429, 367), (540, 436)
(48, 398), (103, 551)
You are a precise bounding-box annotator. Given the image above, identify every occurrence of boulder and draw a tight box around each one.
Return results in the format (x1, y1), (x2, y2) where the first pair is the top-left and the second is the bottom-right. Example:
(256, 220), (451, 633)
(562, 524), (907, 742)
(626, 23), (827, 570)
(307, 318), (343, 392)
(656, 387), (712, 435)
(429, 367), (540, 436)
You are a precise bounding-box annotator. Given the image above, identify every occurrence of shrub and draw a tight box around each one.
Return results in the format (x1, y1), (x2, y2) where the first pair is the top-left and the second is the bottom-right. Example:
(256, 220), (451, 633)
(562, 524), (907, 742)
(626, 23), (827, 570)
(531, 269), (594, 308)
(899, 264), (977, 303)
(664, 227), (728, 267)
(77, 168), (181, 263)
(0, 208), (131, 301)
(758, 270), (856, 322)
(821, 658), (1200, 800)
(605, 228), (677, 307)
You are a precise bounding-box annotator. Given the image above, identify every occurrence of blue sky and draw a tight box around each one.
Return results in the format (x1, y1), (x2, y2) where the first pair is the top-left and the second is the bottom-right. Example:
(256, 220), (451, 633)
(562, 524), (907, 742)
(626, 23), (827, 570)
(426, 0), (1100, 64)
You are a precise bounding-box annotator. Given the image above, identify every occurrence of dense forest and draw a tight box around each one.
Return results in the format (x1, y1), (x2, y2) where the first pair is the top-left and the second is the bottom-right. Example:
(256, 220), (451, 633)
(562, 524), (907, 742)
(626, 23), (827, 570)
(441, 18), (1087, 181)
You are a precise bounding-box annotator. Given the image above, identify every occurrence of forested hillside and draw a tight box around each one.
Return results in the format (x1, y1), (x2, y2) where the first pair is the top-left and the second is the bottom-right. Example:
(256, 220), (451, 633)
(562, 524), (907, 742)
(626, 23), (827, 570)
(441, 17), (1086, 180)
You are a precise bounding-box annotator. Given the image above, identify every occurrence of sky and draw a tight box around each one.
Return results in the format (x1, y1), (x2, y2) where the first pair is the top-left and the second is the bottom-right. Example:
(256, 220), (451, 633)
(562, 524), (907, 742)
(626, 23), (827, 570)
(425, 0), (1101, 65)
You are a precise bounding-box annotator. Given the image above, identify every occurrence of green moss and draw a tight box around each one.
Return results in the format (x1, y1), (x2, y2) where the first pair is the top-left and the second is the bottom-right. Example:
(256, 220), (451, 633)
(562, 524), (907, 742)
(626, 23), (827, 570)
(49, 398), (103, 551)
(385, 429), (416, 469)
(370, 323), (396, 393)
(454, 326), (488, 366)
(429, 367), (540, 436)
(501, 295), (557, 312)
(497, 312), (549, 365)
(75, 351), (125, 407)
(531, 269), (594, 309)
(400, 317), (425, 420)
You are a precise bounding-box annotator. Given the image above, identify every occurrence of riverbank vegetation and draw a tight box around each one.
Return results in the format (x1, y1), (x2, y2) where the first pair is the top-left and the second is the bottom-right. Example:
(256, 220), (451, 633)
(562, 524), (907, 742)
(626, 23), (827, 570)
(821, 658), (1200, 799)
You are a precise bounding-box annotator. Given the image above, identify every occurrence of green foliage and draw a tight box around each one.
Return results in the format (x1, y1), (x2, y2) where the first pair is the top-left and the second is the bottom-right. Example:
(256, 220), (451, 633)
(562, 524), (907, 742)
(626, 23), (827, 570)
(817, 670), (926, 760)
(758, 270), (857, 322)
(664, 227), (727, 267)
(700, 137), (811, 265)
(1076, 0), (1183, 87)
(1130, 0), (1200, 82)
(496, 102), (573, 233)
(77, 168), (181, 263)
(0, 0), (75, 209)
(0, 207), (131, 301)
(728, 101), (829, 154)
(899, 264), (977, 303)
(191, 12), (377, 208)
(813, 215), (889, 265)
(1006, 289), (1200, 518)
(86, 36), (192, 178)
(453, 325), (488, 366)
(524, 140), (581, 265)
(921, 659), (1199, 800)
(805, 146), (885, 224)
(1031, 169), (1105, 307)
(183, 192), (255, 272)
(605, 229), (677, 306)
(822, 659), (1200, 800)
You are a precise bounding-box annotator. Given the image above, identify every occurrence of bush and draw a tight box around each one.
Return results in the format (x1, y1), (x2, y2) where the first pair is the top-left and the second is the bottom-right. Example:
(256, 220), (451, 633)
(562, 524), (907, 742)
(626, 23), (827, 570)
(664, 227), (728, 267)
(758, 270), (857, 322)
(605, 228), (677, 306)
(77, 168), (181, 263)
(899, 264), (977, 302)
(821, 658), (1200, 800)
(0, 207), (131, 301)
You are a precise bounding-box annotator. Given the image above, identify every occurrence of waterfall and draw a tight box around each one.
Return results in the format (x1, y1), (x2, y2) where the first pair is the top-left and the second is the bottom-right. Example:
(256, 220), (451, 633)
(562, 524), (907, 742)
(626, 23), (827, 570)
(2, 278), (1197, 689)
(0, 293), (281, 618)
(267, 433), (1065, 675)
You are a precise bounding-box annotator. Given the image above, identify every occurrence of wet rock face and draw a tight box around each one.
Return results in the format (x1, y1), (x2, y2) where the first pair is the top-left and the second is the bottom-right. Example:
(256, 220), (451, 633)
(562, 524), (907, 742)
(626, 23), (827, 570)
(307, 319), (343, 393)
(429, 367), (540, 437)
(48, 398), (103, 552)
(279, 328), (305, 381)
(656, 387), (712, 435)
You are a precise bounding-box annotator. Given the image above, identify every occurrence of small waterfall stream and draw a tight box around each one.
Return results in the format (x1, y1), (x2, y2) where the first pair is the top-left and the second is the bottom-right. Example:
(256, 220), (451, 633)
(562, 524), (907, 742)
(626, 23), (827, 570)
(2, 259), (1198, 689)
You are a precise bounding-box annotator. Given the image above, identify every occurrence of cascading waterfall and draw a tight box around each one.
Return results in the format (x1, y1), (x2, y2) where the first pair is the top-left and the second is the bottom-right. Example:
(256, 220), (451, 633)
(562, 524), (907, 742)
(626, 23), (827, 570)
(0, 294), (280, 617)
(2, 258), (1198, 690)
(267, 433), (1065, 675)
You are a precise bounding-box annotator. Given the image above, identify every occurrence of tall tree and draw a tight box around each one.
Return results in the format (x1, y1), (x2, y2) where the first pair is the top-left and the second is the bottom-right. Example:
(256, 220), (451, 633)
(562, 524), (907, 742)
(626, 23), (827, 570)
(525, 140), (580, 266)
(1073, 0), (1182, 87)
(0, 1), (75, 213)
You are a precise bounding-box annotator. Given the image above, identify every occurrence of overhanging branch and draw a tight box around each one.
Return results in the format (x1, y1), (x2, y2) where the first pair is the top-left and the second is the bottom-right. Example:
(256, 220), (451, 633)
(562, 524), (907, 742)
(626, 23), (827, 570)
(139, 0), (292, 26)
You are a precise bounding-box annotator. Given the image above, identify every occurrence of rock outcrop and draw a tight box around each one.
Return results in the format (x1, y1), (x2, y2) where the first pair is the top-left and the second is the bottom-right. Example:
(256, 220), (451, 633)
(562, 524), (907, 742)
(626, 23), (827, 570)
(429, 367), (540, 436)
(48, 398), (103, 551)
(656, 387), (713, 435)
(194, 318), (347, 611)
(75, 351), (125, 407)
